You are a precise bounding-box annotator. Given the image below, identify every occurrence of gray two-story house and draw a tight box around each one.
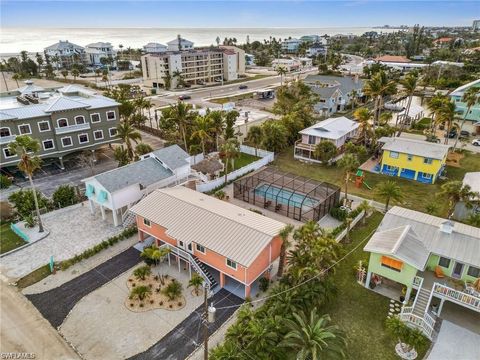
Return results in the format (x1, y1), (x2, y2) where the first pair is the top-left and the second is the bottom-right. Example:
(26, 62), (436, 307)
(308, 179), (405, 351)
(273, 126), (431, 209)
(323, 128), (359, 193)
(0, 81), (120, 170)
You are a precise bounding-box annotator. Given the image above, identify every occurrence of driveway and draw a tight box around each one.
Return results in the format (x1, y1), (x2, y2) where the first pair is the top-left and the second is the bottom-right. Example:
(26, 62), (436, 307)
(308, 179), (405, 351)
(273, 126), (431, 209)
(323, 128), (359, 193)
(27, 247), (141, 328)
(427, 320), (480, 360)
(0, 203), (123, 279)
(129, 288), (243, 360)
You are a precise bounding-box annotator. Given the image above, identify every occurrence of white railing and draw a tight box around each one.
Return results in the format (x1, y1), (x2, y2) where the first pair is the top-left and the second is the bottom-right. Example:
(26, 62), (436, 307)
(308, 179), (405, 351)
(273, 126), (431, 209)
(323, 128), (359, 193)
(54, 123), (91, 134)
(159, 243), (213, 289)
(424, 312), (436, 329)
(433, 282), (480, 312)
(399, 310), (434, 339)
(196, 145), (274, 193)
(412, 275), (423, 289)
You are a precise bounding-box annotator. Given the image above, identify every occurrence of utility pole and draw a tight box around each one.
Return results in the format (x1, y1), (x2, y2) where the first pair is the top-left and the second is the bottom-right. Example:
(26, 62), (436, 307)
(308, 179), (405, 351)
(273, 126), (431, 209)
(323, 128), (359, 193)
(203, 285), (209, 360)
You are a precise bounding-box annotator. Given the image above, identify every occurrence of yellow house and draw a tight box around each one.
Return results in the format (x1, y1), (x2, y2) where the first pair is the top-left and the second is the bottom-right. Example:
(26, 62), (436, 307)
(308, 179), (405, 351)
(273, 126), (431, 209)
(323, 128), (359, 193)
(378, 137), (450, 184)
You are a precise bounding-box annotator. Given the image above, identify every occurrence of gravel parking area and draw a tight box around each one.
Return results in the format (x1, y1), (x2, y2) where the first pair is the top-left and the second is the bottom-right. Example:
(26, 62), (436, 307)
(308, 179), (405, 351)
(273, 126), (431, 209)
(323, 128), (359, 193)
(26, 247), (141, 328)
(0, 203), (123, 279)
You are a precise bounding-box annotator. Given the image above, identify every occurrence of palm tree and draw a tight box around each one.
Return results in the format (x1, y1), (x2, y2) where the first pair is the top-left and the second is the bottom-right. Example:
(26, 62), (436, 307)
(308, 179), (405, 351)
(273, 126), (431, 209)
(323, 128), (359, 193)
(375, 180), (403, 212)
(246, 125), (263, 157)
(162, 279), (183, 301)
(363, 70), (397, 130)
(397, 72), (419, 136)
(277, 224), (294, 278)
(12, 73), (21, 87)
(438, 180), (477, 217)
(350, 89), (358, 110)
(140, 245), (170, 266)
(337, 153), (360, 206)
(172, 70), (184, 88)
(129, 285), (152, 301)
(281, 310), (346, 360)
(133, 265), (151, 280)
(436, 100), (457, 145)
(8, 136), (44, 232)
(427, 93), (449, 135)
(94, 68), (101, 84)
(51, 55), (60, 70)
(191, 115), (214, 155)
(453, 87), (479, 150)
(188, 273), (204, 296)
(220, 139), (239, 184)
(276, 65), (287, 86)
(208, 110), (225, 151)
(116, 121), (142, 160)
(166, 101), (194, 150)
(60, 69), (68, 80)
(135, 143), (153, 156)
(71, 68), (79, 82)
(357, 200), (374, 225)
(353, 107), (373, 146)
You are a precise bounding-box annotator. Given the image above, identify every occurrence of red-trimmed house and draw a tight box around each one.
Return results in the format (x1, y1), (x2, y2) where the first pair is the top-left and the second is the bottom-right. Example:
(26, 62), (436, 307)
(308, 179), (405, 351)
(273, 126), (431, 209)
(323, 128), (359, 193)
(130, 186), (286, 298)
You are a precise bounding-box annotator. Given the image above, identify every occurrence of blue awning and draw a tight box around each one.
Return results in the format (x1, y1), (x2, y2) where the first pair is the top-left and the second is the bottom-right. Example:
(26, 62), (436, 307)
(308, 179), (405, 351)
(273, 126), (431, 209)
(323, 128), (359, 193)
(97, 190), (108, 203)
(85, 184), (95, 198)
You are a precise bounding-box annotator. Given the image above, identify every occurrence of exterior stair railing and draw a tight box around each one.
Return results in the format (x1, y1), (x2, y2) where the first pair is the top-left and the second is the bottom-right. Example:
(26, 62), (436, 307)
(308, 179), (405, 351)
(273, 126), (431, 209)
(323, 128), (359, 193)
(432, 282), (480, 312)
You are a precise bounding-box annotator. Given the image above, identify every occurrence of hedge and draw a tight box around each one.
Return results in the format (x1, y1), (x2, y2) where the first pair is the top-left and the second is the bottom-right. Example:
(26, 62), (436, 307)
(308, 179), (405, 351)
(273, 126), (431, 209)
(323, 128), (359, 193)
(59, 226), (137, 270)
(331, 207), (364, 237)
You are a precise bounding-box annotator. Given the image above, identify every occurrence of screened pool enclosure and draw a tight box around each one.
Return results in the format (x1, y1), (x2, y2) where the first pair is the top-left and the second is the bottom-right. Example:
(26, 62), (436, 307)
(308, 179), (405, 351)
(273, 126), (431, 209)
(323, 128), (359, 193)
(233, 168), (340, 222)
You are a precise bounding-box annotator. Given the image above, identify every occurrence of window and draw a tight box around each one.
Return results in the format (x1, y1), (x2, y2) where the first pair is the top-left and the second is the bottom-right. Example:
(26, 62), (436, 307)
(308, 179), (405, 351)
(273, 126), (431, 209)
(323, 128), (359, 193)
(61, 137), (73, 147)
(226, 258), (237, 270)
(196, 244), (206, 254)
(422, 173), (432, 180)
(467, 266), (480, 278)
(38, 121), (50, 132)
(0, 127), (11, 137)
(389, 151), (399, 159)
(438, 257), (451, 268)
(385, 165), (398, 172)
(57, 118), (68, 128)
(380, 256), (403, 272)
(74, 116), (86, 125)
(78, 133), (89, 144)
(93, 130), (104, 140)
(90, 113), (101, 123)
(3, 148), (16, 158)
(407, 154), (413, 161)
(106, 111), (116, 121)
(423, 158), (433, 165)
(109, 128), (118, 137)
(178, 240), (184, 248)
(42, 139), (54, 150)
(143, 218), (151, 227)
(308, 135), (316, 145)
(18, 124), (31, 135)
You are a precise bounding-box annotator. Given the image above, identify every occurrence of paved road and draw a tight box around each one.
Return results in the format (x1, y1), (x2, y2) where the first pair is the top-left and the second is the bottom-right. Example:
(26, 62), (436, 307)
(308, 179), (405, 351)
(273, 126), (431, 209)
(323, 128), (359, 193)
(399, 132), (480, 154)
(129, 288), (243, 360)
(0, 281), (80, 360)
(27, 247), (141, 328)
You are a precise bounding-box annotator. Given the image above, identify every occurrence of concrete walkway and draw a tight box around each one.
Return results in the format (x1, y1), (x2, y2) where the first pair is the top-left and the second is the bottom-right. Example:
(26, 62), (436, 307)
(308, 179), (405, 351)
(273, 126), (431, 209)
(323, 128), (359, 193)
(129, 289), (243, 360)
(27, 247), (141, 328)
(0, 203), (123, 280)
(427, 321), (480, 360)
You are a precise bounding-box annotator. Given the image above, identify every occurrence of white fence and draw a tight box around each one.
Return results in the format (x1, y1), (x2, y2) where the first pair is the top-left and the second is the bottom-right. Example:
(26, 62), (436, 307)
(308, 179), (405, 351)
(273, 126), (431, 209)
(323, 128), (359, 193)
(196, 145), (274, 193)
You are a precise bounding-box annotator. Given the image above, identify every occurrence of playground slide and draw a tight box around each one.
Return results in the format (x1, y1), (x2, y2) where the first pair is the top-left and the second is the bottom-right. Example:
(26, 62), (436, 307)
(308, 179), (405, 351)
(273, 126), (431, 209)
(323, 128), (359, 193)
(363, 181), (372, 190)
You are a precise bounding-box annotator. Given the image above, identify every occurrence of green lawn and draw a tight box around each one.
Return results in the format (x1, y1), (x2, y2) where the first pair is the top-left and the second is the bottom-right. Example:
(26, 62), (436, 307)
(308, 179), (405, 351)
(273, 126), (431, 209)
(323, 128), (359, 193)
(223, 152), (260, 175)
(16, 264), (51, 289)
(322, 212), (429, 360)
(0, 223), (27, 254)
(274, 147), (480, 217)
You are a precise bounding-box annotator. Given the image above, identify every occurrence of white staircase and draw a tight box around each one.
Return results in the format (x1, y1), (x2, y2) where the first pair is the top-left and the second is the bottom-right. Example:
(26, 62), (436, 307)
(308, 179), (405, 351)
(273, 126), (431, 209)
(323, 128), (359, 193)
(413, 287), (432, 317)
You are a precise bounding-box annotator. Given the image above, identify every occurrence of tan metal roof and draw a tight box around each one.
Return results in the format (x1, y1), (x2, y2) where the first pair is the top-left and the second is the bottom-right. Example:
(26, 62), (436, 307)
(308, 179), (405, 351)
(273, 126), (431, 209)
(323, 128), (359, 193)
(364, 225), (430, 270)
(130, 187), (285, 267)
(368, 206), (480, 268)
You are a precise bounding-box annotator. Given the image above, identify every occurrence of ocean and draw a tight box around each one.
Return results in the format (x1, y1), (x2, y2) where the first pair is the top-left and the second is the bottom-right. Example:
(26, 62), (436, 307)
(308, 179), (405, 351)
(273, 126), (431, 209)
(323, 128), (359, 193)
(0, 27), (399, 57)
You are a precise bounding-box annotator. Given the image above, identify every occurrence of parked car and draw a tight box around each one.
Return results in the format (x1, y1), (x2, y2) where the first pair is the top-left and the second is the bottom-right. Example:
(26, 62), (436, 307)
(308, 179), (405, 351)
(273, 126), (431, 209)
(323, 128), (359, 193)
(444, 130), (457, 138)
(472, 139), (480, 146)
(178, 94), (191, 100)
(459, 130), (470, 139)
(239, 85), (248, 90)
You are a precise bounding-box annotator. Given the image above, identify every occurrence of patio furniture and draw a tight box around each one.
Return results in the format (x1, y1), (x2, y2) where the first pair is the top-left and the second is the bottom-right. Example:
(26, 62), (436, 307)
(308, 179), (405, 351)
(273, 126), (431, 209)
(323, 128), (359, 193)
(275, 204), (282, 212)
(434, 266), (445, 278)
(264, 200), (271, 208)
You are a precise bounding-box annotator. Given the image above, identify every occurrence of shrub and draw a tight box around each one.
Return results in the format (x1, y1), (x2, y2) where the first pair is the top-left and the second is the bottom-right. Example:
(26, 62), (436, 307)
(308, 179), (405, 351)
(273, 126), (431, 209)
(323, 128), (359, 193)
(8, 189), (51, 220)
(162, 279), (183, 301)
(24, 214), (37, 228)
(159, 301), (164, 306)
(214, 190), (226, 200)
(129, 285), (152, 301)
(133, 265), (151, 281)
(330, 206), (348, 221)
(0, 175), (12, 189)
(169, 304), (173, 309)
(150, 299), (154, 304)
(178, 302), (183, 306)
(52, 185), (78, 208)
(259, 277), (270, 292)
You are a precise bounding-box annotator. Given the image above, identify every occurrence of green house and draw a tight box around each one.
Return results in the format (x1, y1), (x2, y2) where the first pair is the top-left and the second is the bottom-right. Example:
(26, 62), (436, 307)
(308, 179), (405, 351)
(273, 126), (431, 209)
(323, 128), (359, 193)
(363, 207), (480, 338)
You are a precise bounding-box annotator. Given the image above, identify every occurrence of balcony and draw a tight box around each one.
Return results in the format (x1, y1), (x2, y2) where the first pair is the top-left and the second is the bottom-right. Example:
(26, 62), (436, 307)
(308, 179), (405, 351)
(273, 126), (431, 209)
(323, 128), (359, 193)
(0, 135), (16, 145)
(54, 123), (91, 135)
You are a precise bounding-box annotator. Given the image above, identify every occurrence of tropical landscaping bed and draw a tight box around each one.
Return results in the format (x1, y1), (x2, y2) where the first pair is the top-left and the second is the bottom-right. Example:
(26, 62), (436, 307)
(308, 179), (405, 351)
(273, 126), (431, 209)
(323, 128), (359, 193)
(274, 147), (480, 218)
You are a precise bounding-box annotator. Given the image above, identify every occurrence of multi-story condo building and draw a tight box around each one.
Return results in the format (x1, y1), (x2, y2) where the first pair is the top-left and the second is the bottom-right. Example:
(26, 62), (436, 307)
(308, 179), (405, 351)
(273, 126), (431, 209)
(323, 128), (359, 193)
(281, 38), (302, 53)
(0, 81), (120, 170)
(142, 42), (245, 88)
(44, 40), (87, 69)
(85, 42), (116, 67)
(143, 42), (167, 54)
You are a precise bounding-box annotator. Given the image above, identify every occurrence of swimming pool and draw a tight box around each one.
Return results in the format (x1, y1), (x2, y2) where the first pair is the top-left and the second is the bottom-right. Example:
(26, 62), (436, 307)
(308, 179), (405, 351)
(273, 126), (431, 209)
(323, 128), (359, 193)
(254, 184), (319, 208)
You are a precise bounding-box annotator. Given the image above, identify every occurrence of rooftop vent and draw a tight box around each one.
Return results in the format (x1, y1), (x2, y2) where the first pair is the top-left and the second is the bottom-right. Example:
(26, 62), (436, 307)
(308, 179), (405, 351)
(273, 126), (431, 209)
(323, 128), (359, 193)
(16, 96), (30, 105)
(440, 220), (454, 234)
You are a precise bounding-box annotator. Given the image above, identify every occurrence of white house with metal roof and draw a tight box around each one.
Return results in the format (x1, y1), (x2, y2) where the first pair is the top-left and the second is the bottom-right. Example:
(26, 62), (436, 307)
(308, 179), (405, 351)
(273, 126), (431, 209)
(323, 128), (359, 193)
(82, 145), (190, 227)
(364, 206), (480, 339)
(143, 42), (167, 54)
(85, 42), (116, 67)
(294, 116), (359, 163)
(131, 186), (285, 298)
(166, 36), (194, 51)
(44, 40), (86, 69)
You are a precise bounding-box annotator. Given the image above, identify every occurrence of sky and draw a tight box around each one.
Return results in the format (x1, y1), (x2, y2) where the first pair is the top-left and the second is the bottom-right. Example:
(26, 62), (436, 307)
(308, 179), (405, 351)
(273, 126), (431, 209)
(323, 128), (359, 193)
(1, 1), (479, 28)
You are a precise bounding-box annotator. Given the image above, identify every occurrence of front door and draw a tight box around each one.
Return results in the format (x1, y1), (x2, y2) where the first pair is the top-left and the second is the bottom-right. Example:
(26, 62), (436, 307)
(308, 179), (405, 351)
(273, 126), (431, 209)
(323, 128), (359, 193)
(187, 243), (193, 254)
(452, 261), (464, 278)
